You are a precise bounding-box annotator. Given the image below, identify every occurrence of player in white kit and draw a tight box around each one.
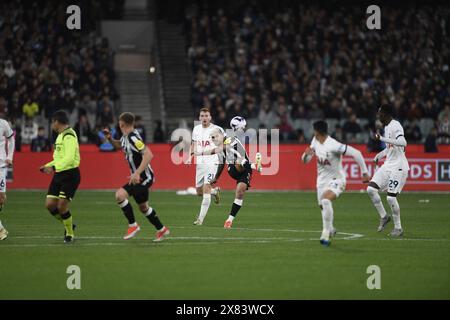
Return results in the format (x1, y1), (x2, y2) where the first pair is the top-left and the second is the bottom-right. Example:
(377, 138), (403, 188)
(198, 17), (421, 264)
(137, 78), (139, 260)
(186, 108), (224, 225)
(367, 105), (409, 237)
(0, 118), (15, 240)
(302, 120), (369, 246)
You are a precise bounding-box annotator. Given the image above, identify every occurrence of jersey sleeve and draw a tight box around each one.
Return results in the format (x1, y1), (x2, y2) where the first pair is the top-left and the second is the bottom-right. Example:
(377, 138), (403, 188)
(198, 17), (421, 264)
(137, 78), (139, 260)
(330, 138), (347, 155)
(392, 121), (405, 139)
(191, 126), (199, 142)
(1, 120), (14, 138)
(130, 134), (145, 152)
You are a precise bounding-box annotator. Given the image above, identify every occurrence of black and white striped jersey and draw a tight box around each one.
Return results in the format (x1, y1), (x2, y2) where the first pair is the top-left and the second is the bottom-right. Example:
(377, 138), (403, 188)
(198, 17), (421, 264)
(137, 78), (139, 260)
(223, 136), (251, 170)
(120, 130), (154, 186)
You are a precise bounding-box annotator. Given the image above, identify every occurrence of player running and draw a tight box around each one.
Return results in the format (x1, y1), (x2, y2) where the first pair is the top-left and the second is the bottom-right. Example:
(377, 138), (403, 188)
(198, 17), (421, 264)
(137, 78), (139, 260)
(367, 105), (409, 237)
(198, 116), (262, 229)
(301, 120), (370, 246)
(103, 112), (170, 242)
(186, 107), (223, 225)
(0, 117), (15, 240)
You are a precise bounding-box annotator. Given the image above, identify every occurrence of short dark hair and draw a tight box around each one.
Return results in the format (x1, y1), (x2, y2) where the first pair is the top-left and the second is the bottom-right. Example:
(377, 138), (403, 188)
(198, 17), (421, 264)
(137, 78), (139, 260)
(119, 112), (135, 125)
(379, 104), (394, 116)
(38, 126), (45, 130)
(52, 110), (69, 124)
(313, 120), (328, 135)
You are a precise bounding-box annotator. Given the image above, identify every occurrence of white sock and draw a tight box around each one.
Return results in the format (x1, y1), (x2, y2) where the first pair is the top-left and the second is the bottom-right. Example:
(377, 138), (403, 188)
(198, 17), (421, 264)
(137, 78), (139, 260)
(118, 199), (129, 208)
(387, 196), (402, 229)
(129, 222), (138, 227)
(198, 194), (211, 222)
(367, 186), (387, 218)
(144, 207), (153, 216)
(0, 219), (3, 229)
(210, 187), (218, 195)
(227, 215), (235, 221)
(321, 199), (333, 232)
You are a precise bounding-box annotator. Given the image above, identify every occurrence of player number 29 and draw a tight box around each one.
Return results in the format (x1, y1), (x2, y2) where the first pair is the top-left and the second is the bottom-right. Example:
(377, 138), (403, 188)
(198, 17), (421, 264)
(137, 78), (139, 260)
(388, 180), (399, 188)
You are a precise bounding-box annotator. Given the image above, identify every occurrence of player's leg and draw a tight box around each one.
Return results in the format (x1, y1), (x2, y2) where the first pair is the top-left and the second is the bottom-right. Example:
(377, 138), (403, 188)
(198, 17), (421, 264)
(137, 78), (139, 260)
(319, 190), (337, 246)
(386, 171), (407, 237)
(137, 195), (170, 242)
(224, 182), (247, 229)
(209, 164), (220, 204)
(0, 171), (8, 239)
(116, 186), (140, 240)
(194, 165), (216, 225)
(367, 167), (390, 231)
(45, 174), (66, 232)
(57, 169), (81, 243)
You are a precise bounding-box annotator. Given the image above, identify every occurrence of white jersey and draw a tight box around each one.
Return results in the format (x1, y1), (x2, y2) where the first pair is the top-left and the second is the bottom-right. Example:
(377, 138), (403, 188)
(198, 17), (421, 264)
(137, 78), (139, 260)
(310, 136), (347, 187)
(192, 124), (224, 165)
(0, 119), (14, 167)
(382, 119), (409, 170)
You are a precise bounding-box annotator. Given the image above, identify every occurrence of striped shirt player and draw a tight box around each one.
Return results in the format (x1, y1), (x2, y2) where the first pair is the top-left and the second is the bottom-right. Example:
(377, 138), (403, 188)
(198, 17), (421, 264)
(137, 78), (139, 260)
(202, 120), (262, 229)
(367, 105), (409, 237)
(0, 118), (15, 241)
(105, 112), (169, 242)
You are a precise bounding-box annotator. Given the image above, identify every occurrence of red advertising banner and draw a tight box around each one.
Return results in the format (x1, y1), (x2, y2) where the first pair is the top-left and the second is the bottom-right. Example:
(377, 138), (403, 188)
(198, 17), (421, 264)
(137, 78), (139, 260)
(8, 144), (450, 191)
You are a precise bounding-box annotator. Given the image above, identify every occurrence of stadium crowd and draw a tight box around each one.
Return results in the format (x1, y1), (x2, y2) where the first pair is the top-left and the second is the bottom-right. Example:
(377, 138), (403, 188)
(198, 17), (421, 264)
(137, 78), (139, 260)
(0, 0), (123, 150)
(185, 1), (450, 147)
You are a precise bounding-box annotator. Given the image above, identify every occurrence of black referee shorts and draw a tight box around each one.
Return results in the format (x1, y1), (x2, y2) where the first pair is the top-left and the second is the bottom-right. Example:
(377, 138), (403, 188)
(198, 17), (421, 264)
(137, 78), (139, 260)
(47, 168), (81, 201)
(228, 164), (252, 189)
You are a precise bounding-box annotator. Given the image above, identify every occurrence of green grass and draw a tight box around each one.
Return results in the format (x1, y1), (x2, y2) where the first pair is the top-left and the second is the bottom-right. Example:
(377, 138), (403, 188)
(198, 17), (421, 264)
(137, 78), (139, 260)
(0, 190), (449, 299)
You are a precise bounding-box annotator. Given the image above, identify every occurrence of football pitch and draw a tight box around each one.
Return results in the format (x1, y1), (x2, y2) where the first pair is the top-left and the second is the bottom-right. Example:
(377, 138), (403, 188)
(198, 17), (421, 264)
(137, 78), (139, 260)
(0, 190), (449, 299)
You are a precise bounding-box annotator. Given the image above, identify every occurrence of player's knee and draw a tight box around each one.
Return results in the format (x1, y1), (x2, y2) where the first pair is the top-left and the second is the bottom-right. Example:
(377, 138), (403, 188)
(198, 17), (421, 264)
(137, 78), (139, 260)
(367, 185), (378, 196)
(115, 189), (127, 202)
(57, 201), (69, 213)
(202, 193), (211, 204)
(138, 203), (148, 213)
(45, 199), (56, 211)
(386, 195), (396, 207)
(196, 188), (203, 196)
(321, 198), (332, 207)
(0, 193), (6, 204)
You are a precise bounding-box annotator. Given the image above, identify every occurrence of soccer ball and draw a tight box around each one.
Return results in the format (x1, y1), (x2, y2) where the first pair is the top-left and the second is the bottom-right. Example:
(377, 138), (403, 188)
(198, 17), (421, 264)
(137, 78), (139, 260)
(230, 116), (246, 131)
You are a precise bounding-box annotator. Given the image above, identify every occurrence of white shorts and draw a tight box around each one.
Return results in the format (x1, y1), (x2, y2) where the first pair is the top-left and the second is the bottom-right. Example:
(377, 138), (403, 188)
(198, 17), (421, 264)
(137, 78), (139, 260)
(0, 168), (7, 193)
(371, 165), (408, 194)
(317, 178), (346, 205)
(195, 164), (218, 188)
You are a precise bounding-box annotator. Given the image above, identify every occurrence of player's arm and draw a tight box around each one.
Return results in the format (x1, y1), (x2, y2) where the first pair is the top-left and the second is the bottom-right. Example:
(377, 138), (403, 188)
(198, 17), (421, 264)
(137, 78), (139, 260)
(5, 131), (15, 167)
(129, 136), (149, 184)
(344, 145), (370, 183)
(373, 148), (388, 165)
(102, 128), (121, 149)
(211, 153), (226, 185)
(301, 146), (314, 163)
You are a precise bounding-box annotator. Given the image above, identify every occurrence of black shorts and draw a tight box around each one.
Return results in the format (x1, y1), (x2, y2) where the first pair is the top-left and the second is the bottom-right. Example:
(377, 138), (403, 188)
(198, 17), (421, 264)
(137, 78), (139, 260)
(47, 168), (81, 201)
(227, 164), (252, 188)
(122, 182), (152, 204)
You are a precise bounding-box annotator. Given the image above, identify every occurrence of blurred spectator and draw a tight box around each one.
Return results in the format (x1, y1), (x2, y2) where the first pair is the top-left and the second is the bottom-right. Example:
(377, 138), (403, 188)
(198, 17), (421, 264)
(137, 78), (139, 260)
(404, 120), (423, 143)
(424, 128), (439, 153)
(3, 60), (15, 78)
(31, 126), (51, 152)
(343, 114), (362, 143)
(21, 118), (38, 144)
(74, 114), (95, 144)
(438, 114), (450, 144)
(258, 103), (276, 129)
(134, 116), (146, 142)
(153, 120), (165, 143)
(97, 104), (114, 127)
(97, 125), (117, 151)
(332, 124), (345, 143)
(22, 97), (39, 119)
(296, 129), (306, 143)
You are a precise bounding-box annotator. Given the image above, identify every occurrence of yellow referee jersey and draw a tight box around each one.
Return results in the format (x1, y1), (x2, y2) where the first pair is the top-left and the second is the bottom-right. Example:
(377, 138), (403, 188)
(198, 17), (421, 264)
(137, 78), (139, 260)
(45, 127), (80, 172)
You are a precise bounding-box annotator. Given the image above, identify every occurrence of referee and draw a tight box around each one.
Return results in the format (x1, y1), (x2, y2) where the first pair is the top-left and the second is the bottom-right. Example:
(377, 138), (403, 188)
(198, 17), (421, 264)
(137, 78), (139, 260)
(40, 110), (81, 243)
